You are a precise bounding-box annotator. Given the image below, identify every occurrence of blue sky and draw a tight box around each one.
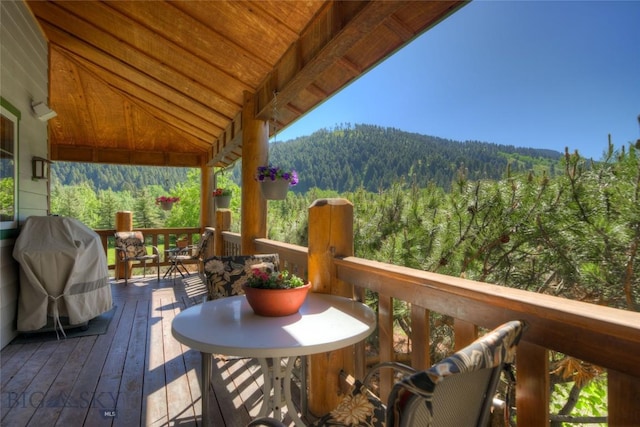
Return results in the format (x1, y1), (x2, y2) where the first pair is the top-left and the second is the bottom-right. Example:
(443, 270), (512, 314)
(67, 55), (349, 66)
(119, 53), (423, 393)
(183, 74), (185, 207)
(278, 0), (640, 160)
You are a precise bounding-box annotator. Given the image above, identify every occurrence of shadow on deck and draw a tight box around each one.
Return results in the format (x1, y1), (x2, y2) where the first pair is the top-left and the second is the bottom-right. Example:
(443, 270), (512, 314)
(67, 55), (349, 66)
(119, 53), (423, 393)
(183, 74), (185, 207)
(1, 273), (306, 427)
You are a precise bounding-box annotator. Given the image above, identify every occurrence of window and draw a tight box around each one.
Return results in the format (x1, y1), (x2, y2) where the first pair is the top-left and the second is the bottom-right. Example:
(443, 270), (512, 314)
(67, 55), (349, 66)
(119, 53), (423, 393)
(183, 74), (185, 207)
(1, 102), (19, 230)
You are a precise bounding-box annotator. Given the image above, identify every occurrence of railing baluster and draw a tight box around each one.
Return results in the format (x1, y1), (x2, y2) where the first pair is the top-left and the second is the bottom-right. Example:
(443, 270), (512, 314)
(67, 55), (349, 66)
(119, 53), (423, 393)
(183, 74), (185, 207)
(410, 305), (430, 370)
(608, 369), (640, 425)
(378, 293), (394, 401)
(453, 319), (478, 351)
(516, 341), (549, 425)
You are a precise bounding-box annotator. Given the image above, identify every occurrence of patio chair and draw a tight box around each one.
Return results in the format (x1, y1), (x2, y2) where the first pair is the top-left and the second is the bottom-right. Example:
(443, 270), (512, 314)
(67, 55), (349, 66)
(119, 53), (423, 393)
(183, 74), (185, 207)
(165, 230), (213, 282)
(247, 319), (526, 427)
(203, 253), (280, 301)
(114, 231), (160, 286)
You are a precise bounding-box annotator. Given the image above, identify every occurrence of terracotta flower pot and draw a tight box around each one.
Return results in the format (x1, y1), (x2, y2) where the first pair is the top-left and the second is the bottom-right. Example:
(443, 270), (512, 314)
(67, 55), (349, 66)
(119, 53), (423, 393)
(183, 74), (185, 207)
(243, 282), (311, 317)
(160, 201), (174, 210)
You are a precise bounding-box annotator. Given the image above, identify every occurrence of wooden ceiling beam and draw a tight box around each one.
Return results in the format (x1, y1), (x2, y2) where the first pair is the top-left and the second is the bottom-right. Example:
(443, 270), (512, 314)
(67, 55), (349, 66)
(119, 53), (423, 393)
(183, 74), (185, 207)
(46, 32), (228, 155)
(336, 57), (362, 76)
(60, 50), (221, 146)
(163, 1), (274, 72)
(208, 112), (243, 167)
(29, 1), (240, 117)
(42, 23), (234, 130)
(254, 1), (407, 121)
(57, 0), (255, 97)
(51, 145), (205, 168)
(384, 13), (416, 41)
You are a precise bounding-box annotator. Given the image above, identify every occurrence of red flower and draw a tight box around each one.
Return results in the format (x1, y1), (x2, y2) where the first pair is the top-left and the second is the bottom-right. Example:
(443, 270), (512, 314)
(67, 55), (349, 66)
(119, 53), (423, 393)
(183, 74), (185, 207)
(155, 196), (180, 204)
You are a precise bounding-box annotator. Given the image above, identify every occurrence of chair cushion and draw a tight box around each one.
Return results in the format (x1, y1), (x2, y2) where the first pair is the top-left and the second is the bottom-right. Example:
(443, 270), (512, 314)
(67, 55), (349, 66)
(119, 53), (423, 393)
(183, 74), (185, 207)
(203, 254), (280, 300)
(115, 231), (147, 259)
(386, 320), (525, 427)
(311, 380), (385, 427)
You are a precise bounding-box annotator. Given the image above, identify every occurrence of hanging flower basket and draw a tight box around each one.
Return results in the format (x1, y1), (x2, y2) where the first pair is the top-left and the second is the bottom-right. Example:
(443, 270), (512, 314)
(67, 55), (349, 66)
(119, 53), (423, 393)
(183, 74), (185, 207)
(156, 196), (180, 210)
(213, 188), (232, 208)
(255, 164), (298, 201)
(259, 179), (290, 200)
(214, 195), (231, 209)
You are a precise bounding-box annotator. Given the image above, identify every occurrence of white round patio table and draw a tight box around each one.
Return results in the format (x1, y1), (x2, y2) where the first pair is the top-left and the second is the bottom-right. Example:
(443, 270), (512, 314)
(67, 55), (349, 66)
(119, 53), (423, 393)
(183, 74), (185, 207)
(171, 292), (376, 427)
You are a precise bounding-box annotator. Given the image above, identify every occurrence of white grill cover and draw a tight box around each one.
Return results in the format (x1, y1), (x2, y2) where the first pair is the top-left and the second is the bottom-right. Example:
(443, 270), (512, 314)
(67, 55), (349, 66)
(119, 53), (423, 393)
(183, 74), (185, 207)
(13, 216), (112, 332)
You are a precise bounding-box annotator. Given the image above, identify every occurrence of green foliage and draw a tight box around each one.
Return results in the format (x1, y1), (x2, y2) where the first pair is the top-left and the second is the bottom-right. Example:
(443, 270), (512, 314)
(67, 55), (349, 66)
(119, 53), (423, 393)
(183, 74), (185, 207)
(246, 269), (305, 289)
(265, 140), (639, 312)
(165, 169), (202, 228)
(0, 176), (15, 221)
(133, 187), (162, 228)
(51, 163), (190, 192)
(96, 189), (127, 229)
(50, 181), (99, 227)
(551, 377), (607, 426)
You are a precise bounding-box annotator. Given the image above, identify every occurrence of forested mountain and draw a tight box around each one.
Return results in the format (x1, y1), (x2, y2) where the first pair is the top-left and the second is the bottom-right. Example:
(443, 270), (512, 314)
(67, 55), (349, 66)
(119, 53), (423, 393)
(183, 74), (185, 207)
(52, 123), (562, 193)
(51, 162), (190, 192)
(261, 124), (562, 192)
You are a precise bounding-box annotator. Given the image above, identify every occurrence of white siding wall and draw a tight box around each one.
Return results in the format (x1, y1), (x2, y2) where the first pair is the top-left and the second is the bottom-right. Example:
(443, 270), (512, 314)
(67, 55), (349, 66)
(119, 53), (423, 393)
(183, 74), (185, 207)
(1, 0), (50, 349)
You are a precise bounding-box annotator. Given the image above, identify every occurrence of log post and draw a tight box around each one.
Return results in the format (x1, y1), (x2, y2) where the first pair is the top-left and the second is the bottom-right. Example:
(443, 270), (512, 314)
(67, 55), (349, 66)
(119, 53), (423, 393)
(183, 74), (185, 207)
(201, 163), (212, 228)
(241, 91), (268, 254)
(214, 210), (231, 256)
(115, 211), (133, 279)
(307, 198), (355, 415)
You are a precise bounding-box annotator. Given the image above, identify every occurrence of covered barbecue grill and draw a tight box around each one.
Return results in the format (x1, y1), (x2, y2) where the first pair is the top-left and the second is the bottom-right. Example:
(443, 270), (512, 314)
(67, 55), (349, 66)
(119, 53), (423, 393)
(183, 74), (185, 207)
(13, 216), (112, 334)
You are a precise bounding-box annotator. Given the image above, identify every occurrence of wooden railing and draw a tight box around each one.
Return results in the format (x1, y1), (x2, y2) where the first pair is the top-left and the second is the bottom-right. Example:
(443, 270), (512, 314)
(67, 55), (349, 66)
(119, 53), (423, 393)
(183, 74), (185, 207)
(222, 233), (640, 425)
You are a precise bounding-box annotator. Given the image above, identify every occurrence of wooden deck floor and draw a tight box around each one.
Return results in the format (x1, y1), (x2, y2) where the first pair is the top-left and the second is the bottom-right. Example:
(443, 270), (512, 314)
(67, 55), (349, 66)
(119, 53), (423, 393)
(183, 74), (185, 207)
(1, 274), (305, 427)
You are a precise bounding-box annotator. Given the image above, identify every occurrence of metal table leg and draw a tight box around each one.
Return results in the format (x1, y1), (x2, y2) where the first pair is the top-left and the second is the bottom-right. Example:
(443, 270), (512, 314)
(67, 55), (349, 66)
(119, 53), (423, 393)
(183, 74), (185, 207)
(257, 356), (304, 427)
(201, 352), (211, 427)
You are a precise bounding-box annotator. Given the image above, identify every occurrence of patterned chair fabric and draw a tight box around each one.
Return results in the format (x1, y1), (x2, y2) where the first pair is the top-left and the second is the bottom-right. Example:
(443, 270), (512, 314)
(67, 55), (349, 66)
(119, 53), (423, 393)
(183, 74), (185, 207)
(311, 320), (525, 427)
(114, 231), (160, 285)
(311, 379), (386, 427)
(203, 254), (280, 301)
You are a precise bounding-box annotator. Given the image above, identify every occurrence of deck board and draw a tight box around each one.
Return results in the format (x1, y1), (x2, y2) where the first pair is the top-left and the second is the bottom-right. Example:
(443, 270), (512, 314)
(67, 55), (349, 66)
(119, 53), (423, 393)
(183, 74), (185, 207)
(0, 275), (306, 427)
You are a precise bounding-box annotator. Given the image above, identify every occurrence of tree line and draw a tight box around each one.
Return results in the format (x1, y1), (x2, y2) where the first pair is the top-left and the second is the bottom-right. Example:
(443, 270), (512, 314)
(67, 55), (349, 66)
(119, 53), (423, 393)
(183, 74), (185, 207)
(263, 123), (563, 193)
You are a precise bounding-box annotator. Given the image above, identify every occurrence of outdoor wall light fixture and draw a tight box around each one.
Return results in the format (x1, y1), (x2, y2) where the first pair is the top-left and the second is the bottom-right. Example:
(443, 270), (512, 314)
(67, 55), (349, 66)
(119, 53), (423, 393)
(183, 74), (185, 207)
(31, 101), (57, 121)
(32, 156), (52, 180)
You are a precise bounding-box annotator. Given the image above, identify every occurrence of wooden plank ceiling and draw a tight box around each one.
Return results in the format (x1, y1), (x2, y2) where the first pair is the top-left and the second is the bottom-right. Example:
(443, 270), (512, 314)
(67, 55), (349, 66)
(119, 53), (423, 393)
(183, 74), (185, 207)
(26, 0), (467, 168)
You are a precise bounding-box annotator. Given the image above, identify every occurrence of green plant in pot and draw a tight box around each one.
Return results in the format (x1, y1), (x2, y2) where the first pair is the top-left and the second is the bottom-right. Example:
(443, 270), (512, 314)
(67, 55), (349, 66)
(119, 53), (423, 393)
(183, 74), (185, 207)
(212, 188), (232, 208)
(243, 268), (310, 316)
(212, 188), (232, 197)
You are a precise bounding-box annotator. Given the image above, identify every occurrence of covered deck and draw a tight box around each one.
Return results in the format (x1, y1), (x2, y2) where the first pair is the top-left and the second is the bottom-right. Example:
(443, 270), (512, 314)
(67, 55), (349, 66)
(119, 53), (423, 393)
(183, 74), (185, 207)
(3, 1), (639, 425)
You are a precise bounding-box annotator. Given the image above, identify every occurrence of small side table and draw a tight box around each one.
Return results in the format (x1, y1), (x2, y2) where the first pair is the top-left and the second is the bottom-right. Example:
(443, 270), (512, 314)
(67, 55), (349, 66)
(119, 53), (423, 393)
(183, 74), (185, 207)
(163, 247), (190, 280)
